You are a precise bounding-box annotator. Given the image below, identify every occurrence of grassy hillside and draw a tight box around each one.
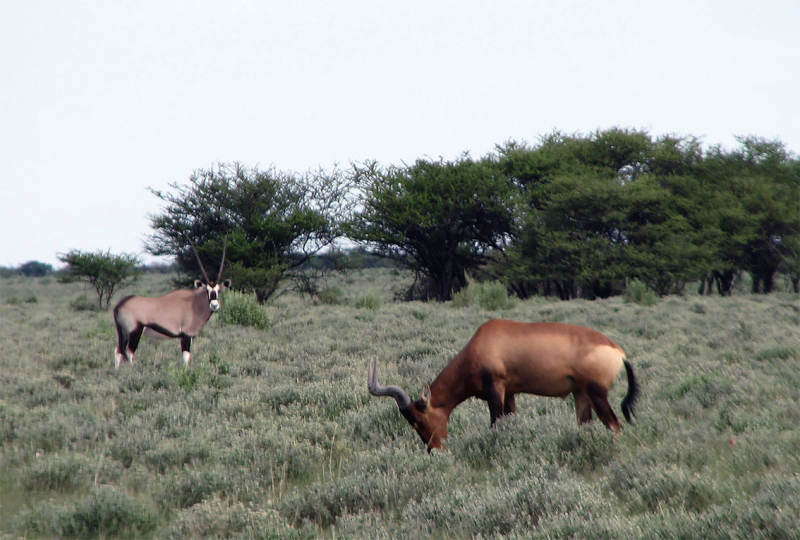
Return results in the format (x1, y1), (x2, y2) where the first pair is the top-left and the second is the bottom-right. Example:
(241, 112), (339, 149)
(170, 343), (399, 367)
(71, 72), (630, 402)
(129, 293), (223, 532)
(0, 270), (798, 538)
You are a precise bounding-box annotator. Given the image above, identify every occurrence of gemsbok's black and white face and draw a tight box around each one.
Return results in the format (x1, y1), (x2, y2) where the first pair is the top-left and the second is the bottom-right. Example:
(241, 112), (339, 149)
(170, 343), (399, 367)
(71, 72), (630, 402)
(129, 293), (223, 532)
(194, 279), (232, 312)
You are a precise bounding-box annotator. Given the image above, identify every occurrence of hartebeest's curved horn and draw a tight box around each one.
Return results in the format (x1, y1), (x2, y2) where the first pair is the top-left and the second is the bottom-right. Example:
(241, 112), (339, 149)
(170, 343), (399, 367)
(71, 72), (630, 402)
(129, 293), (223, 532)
(188, 239), (211, 284)
(368, 360), (412, 409)
(217, 237), (227, 283)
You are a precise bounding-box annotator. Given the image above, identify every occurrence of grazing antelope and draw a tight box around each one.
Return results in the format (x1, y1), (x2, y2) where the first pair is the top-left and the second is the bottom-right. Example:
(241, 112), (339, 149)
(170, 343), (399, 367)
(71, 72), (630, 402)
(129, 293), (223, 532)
(113, 241), (231, 368)
(368, 320), (639, 452)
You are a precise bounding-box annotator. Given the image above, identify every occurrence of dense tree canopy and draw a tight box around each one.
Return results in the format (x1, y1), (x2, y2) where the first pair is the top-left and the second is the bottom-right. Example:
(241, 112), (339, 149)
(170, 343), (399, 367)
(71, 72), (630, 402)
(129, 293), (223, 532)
(147, 163), (354, 302)
(143, 130), (798, 303)
(347, 156), (518, 301)
(493, 129), (798, 299)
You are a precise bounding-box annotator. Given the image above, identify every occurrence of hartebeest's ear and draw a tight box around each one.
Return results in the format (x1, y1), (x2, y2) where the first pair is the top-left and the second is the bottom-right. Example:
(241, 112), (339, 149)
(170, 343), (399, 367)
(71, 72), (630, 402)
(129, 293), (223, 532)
(221, 279), (232, 289)
(418, 384), (431, 409)
(194, 280), (204, 289)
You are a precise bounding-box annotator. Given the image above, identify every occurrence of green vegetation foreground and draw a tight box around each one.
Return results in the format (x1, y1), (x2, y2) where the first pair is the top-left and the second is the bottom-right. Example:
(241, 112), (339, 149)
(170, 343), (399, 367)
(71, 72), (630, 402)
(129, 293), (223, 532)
(1, 271), (798, 538)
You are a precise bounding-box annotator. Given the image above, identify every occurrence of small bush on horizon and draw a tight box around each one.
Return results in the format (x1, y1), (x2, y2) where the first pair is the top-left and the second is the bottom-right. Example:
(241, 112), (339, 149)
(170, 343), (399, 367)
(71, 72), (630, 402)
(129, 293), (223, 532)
(216, 290), (271, 330)
(356, 290), (382, 310)
(452, 281), (514, 310)
(624, 279), (659, 306)
(69, 294), (101, 312)
(317, 285), (344, 305)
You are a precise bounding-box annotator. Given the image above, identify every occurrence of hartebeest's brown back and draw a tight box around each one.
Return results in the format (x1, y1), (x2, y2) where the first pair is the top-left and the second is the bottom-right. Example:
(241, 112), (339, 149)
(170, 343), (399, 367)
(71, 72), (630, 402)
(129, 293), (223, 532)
(368, 319), (639, 451)
(447, 320), (626, 398)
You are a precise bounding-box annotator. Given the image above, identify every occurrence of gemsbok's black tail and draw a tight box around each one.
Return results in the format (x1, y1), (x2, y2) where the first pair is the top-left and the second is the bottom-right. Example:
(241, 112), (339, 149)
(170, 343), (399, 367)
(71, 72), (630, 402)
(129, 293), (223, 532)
(113, 295), (135, 358)
(621, 360), (640, 424)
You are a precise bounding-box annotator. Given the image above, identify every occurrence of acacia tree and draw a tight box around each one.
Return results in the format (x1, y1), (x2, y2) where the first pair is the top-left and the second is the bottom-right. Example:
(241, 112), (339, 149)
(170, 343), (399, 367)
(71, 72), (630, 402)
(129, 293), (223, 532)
(495, 130), (713, 299)
(697, 137), (799, 294)
(147, 163), (354, 303)
(347, 156), (518, 301)
(57, 250), (141, 309)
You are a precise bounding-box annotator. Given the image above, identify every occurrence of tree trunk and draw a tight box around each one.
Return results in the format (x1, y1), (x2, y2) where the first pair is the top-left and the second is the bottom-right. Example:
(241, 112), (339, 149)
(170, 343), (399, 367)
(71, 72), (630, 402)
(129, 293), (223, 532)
(714, 270), (737, 296)
(751, 270), (775, 294)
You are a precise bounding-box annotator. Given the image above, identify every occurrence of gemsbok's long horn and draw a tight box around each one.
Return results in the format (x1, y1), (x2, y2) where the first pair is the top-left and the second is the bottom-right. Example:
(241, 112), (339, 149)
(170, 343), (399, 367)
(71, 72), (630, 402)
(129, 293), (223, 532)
(188, 239), (211, 283)
(368, 360), (412, 409)
(217, 237), (227, 283)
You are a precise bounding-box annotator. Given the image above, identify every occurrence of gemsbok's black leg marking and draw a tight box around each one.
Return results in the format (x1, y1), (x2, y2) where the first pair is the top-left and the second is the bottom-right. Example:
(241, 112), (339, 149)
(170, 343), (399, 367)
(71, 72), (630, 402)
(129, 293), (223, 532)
(128, 326), (143, 357)
(181, 335), (193, 366)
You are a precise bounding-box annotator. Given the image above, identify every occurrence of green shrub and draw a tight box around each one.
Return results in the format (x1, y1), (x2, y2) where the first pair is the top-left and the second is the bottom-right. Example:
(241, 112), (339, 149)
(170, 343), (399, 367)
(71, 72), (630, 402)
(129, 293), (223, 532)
(11, 485), (158, 538)
(280, 447), (450, 527)
(144, 438), (211, 474)
(167, 363), (201, 392)
(156, 467), (234, 511)
(4, 294), (38, 305)
(755, 346), (796, 362)
(217, 290), (271, 329)
(624, 279), (659, 306)
(317, 285), (344, 305)
(452, 285), (479, 308)
(356, 290), (382, 310)
(167, 497), (314, 539)
(69, 294), (100, 312)
(699, 474), (800, 537)
(452, 282), (513, 310)
(476, 281), (514, 310)
(606, 462), (718, 513)
(21, 454), (90, 492)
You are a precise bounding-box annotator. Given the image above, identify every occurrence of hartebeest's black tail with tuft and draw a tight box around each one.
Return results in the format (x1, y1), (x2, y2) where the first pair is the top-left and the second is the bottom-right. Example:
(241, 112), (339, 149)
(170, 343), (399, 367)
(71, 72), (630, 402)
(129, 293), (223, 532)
(621, 360), (639, 424)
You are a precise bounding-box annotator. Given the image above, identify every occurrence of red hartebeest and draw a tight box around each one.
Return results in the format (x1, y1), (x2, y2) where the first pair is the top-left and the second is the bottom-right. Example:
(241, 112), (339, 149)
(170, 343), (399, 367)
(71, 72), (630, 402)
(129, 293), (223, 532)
(113, 241), (230, 368)
(368, 320), (639, 451)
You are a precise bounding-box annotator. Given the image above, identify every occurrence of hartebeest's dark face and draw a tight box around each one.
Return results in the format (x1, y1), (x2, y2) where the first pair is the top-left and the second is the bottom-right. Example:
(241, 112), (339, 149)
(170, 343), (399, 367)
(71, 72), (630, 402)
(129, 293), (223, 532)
(367, 360), (449, 452)
(194, 279), (232, 312)
(399, 391), (449, 452)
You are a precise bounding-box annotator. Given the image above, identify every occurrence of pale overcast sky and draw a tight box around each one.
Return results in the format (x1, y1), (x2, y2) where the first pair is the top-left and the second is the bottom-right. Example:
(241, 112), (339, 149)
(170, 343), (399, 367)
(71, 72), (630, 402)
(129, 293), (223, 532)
(1, 1), (798, 268)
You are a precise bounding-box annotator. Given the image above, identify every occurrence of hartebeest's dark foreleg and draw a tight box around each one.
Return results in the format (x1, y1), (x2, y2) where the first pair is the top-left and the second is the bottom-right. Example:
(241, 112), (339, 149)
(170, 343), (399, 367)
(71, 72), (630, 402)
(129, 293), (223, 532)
(586, 382), (621, 432)
(574, 391), (593, 425)
(504, 394), (516, 415)
(481, 369), (507, 426)
(487, 386), (504, 426)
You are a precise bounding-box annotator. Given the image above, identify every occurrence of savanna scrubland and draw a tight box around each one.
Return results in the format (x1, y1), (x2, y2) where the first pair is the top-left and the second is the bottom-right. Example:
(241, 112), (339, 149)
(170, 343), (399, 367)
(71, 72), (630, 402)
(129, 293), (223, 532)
(1, 270), (798, 538)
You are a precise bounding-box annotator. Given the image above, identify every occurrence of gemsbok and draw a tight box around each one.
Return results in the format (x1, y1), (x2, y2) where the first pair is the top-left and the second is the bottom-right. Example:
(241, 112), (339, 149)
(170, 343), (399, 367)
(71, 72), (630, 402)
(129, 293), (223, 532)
(113, 241), (231, 368)
(368, 319), (639, 451)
